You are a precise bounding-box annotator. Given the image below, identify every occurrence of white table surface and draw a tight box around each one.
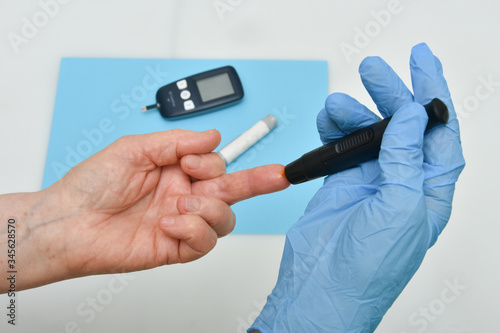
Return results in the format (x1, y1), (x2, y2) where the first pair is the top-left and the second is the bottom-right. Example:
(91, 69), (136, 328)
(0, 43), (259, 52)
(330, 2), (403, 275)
(1, 0), (499, 332)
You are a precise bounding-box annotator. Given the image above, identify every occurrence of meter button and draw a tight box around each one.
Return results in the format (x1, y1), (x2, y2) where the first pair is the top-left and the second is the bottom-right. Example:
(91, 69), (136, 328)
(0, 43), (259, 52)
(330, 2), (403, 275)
(176, 79), (188, 90)
(184, 100), (195, 111)
(180, 90), (191, 100)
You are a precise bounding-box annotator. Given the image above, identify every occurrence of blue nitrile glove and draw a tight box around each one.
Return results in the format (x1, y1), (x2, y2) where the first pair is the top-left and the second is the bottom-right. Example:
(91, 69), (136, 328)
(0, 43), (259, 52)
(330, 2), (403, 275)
(249, 43), (465, 333)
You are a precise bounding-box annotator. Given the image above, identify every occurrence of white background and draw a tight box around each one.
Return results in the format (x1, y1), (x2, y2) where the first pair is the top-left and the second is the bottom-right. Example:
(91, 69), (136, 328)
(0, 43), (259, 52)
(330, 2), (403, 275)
(1, 0), (499, 332)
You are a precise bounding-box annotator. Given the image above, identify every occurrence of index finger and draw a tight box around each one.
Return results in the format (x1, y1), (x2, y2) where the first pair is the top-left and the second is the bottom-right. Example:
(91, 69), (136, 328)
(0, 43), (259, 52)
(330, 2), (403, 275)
(191, 164), (290, 205)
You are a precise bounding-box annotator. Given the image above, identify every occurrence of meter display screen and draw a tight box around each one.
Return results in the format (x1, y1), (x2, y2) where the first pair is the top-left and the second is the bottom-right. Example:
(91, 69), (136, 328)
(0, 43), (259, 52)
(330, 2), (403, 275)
(196, 73), (235, 102)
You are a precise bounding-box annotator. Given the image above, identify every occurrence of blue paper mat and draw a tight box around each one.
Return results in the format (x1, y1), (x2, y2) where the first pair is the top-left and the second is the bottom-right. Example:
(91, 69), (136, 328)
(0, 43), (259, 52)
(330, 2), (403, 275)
(43, 58), (328, 234)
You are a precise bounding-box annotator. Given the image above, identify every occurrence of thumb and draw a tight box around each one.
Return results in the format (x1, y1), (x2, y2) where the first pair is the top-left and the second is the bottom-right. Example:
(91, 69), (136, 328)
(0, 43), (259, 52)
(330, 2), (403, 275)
(349, 103), (429, 257)
(376, 103), (428, 205)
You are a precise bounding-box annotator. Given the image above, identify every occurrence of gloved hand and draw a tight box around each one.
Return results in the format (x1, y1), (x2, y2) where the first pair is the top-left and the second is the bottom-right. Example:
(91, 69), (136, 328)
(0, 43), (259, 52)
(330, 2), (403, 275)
(249, 43), (465, 332)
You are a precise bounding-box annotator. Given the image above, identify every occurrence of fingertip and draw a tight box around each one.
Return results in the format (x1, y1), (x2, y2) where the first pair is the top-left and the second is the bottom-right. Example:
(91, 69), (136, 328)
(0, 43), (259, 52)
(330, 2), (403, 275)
(280, 165), (290, 185)
(179, 128), (221, 153)
(197, 129), (222, 153)
(176, 195), (200, 214)
(158, 216), (176, 232)
(323, 93), (380, 134)
(158, 214), (218, 262)
(271, 164), (292, 190)
(411, 42), (433, 58)
(181, 152), (226, 180)
(316, 107), (337, 144)
(325, 92), (352, 111)
(358, 54), (414, 118)
(359, 56), (384, 76)
(203, 128), (222, 145)
(410, 43), (452, 110)
(183, 154), (202, 170)
(410, 43), (441, 75)
(251, 164), (292, 193)
(325, 92), (361, 116)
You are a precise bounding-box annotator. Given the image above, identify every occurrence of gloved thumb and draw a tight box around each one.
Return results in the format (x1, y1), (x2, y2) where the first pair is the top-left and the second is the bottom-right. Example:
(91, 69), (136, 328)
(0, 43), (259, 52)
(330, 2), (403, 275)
(376, 103), (428, 204)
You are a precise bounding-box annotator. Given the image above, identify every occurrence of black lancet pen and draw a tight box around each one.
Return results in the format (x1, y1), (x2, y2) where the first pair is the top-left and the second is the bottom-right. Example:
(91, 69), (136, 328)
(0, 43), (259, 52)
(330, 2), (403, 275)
(284, 98), (449, 185)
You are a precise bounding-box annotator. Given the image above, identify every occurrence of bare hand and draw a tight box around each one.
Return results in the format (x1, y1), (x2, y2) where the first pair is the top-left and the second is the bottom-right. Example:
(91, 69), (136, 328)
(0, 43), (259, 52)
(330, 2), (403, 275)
(46, 129), (289, 279)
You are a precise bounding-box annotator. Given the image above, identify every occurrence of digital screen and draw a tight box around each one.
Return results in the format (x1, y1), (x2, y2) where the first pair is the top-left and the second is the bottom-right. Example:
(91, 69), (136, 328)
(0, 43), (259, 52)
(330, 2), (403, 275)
(196, 73), (235, 103)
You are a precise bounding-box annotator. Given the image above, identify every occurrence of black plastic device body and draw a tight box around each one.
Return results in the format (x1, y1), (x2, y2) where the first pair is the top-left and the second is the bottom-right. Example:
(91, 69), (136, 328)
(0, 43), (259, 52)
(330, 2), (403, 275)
(285, 98), (449, 185)
(155, 66), (244, 119)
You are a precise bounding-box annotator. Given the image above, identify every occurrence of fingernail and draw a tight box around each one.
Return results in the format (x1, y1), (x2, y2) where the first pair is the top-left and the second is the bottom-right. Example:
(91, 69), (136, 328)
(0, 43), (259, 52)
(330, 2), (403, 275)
(160, 216), (175, 227)
(184, 196), (200, 212)
(202, 128), (217, 135)
(185, 155), (202, 170)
